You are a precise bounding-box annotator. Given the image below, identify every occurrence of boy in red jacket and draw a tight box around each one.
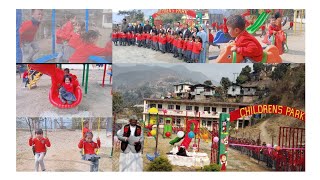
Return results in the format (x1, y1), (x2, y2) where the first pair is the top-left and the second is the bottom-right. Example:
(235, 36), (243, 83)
(182, 37), (188, 61)
(141, 32), (146, 48)
(82, 120), (92, 138)
(172, 34), (178, 57)
(152, 32), (159, 51)
(19, 9), (43, 62)
(191, 36), (202, 63)
(159, 33), (167, 53)
(126, 31), (131, 46)
(78, 132), (101, 172)
(176, 35), (183, 59)
(130, 31), (136, 46)
(69, 30), (111, 63)
(166, 32), (172, 53)
(112, 29), (118, 46)
(288, 20), (294, 30)
(185, 36), (194, 62)
(29, 129), (51, 172)
(145, 32), (151, 48)
(227, 15), (263, 63)
(136, 32), (142, 47)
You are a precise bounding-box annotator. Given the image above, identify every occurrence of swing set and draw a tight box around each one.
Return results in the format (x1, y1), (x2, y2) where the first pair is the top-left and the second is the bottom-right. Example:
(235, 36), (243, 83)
(80, 118), (101, 159)
(16, 9), (111, 63)
(26, 118), (48, 155)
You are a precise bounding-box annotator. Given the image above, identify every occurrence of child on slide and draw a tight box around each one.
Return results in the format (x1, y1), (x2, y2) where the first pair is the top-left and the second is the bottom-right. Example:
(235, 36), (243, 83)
(78, 132), (101, 172)
(29, 129), (51, 172)
(226, 15), (263, 63)
(59, 75), (77, 104)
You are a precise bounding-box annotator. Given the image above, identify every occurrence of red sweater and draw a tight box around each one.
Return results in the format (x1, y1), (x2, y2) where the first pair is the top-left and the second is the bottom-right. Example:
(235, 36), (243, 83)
(56, 28), (69, 44)
(141, 33), (146, 40)
(290, 22), (294, 27)
(235, 30), (263, 61)
(62, 82), (74, 93)
(183, 40), (188, 50)
(260, 25), (266, 31)
(29, 137), (51, 153)
(136, 34), (142, 41)
(78, 139), (101, 155)
(268, 24), (281, 35)
(112, 32), (118, 39)
(145, 33), (151, 40)
(176, 39), (183, 49)
(119, 32), (126, 39)
(159, 36), (167, 45)
(186, 41), (194, 51)
(209, 33), (213, 43)
(192, 42), (202, 54)
(126, 33), (131, 39)
(68, 32), (82, 49)
(23, 71), (28, 78)
(69, 43), (111, 63)
(166, 36), (172, 43)
(19, 20), (40, 43)
(172, 39), (177, 47)
(61, 21), (74, 41)
(152, 35), (158, 42)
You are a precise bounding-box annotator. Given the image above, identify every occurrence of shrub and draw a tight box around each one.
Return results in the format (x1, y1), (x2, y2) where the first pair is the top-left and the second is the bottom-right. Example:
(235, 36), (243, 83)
(202, 163), (221, 171)
(146, 156), (173, 171)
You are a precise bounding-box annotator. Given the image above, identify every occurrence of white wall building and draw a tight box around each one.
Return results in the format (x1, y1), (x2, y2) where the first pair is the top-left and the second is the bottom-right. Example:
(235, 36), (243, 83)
(102, 9), (112, 28)
(143, 98), (252, 131)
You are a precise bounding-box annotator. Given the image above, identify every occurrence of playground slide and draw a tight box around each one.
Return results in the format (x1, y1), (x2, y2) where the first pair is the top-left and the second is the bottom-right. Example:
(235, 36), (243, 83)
(213, 30), (232, 44)
(180, 135), (192, 149)
(28, 64), (82, 108)
(246, 12), (270, 34)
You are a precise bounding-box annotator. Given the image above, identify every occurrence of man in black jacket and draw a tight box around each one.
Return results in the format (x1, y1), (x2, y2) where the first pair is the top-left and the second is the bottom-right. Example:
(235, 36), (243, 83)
(182, 23), (191, 39)
(143, 20), (152, 33)
(134, 21), (143, 34)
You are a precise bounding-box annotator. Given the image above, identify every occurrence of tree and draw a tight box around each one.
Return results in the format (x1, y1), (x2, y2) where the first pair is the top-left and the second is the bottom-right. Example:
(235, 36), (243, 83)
(220, 77), (231, 92)
(271, 64), (290, 81)
(236, 65), (252, 84)
(117, 10), (145, 23)
(253, 63), (265, 73)
(113, 91), (124, 114)
(204, 80), (213, 86)
(157, 14), (184, 25)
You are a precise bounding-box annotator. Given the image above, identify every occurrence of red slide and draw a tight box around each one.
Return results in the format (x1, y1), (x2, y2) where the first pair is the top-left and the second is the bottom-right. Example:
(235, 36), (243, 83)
(28, 64), (82, 109)
(180, 119), (200, 149)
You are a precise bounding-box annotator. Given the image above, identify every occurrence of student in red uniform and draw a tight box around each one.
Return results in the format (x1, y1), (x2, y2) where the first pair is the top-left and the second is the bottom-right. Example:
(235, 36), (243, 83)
(268, 15), (282, 44)
(126, 31), (131, 46)
(145, 32), (151, 48)
(288, 20), (294, 30)
(182, 37), (188, 61)
(185, 36), (194, 62)
(141, 32), (146, 47)
(59, 75), (77, 104)
(69, 30), (111, 63)
(136, 32), (142, 47)
(61, 13), (77, 41)
(29, 129), (51, 172)
(112, 29), (118, 46)
(19, 9), (43, 63)
(130, 31), (136, 46)
(159, 32), (167, 53)
(22, 70), (29, 87)
(172, 33), (178, 57)
(152, 32), (159, 51)
(226, 15), (263, 63)
(260, 24), (266, 38)
(64, 21), (86, 61)
(176, 35), (183, 60)
(165, 32), (171, 52)
(78, 132), (101, 172)
(191, 36), (202, 63)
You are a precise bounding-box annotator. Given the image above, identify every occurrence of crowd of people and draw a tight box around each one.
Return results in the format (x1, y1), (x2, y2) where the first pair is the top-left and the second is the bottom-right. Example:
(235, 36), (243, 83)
(112, 19), (208, 63)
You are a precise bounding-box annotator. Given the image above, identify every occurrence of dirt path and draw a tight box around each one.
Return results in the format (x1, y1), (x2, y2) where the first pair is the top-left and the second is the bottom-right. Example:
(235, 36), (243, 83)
(258, 120), (272, 144)
(16, 129), (112, 172)
(16, 68), (112, 117)
(113, 44), (186, 63)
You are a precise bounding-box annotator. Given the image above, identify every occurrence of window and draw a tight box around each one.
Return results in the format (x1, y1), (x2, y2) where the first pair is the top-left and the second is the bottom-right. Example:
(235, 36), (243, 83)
(232, 87), (235, 91)
(229, 108), (235, 112)
(150, 104), (156, 108)
(158, 104), (162, 109)
(168, 104), (174, 109)
(186, 106), (193, 111)
(207, 121), (212, 127)
(212, 107), (216, 112)
(204, 107), (210, 112)
(195, 106), (199, 112)
(176, 86), (178, 91)
(176, 105), (181, 110)
(222, 108), (227, 112)
(176, 118), (181, 125)
(202, 120), (206, 126)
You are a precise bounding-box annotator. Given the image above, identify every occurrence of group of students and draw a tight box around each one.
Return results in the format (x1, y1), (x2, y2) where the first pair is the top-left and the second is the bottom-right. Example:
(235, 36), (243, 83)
(222, 12), (284, 63)
(19, 9), (110, 63)
(112, 29), (203, 63)
(28, 120), (101, 172)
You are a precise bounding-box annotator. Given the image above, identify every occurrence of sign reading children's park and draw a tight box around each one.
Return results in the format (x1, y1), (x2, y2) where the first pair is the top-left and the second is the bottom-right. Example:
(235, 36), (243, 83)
(152, 9), (197, 19)
(229, 104), (305, 122)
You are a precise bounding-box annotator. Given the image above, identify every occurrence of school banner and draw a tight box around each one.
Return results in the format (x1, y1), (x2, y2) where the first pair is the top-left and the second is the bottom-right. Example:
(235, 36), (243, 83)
(152, 9), (197, 19)
(229, 105), (305, 122)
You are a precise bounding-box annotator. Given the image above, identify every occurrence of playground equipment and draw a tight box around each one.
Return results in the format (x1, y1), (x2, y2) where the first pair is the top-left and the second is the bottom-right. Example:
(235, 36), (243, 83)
(81, 118), (101, 158)
(294, 9), (304, 34)
(26, 117), (48, 155)
(262, 30), (288, 55)
(16, 9), (111, 63)
(146, 112), (160, 161)
(213, 30), (233, 44)
(162, 117), (173, 138)
(26, 68), (43, 89)
(28, 64), (82, 108)
(246, 11), (270, 34)
(213, 42), (282, 63)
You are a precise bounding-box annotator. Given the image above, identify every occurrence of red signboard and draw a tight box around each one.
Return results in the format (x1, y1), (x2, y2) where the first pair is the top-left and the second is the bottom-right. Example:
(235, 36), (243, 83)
(152, 9), (197, 19)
